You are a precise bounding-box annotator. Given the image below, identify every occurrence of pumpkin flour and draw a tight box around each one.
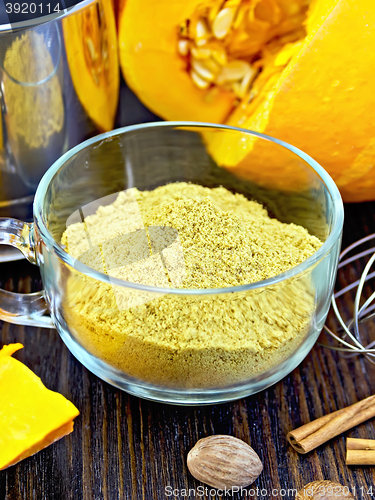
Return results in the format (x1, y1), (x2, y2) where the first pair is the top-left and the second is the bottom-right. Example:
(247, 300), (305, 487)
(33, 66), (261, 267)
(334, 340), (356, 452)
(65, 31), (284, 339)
(62, 183), (322, 388)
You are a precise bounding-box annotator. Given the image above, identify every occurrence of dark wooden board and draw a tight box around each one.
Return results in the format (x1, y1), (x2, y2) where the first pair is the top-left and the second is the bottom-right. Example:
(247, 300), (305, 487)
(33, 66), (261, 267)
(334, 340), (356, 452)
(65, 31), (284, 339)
(1, 201), (375, 500)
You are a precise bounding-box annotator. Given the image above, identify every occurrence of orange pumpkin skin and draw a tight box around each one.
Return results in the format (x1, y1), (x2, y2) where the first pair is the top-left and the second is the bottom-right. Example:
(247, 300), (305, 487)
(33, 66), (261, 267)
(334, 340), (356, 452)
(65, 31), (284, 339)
(340, 169), (375, 203)
(63, 0), (119, 132)
(118, 0), (375, 202)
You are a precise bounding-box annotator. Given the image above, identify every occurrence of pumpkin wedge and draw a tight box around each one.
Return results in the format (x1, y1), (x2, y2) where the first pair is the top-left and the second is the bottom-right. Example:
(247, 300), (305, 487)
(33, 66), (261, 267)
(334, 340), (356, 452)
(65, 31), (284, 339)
(63, 0), (119, 132)
(119, 0), (235, 123)
(119, 0), (375, 201)
(0, 344), (79, 470)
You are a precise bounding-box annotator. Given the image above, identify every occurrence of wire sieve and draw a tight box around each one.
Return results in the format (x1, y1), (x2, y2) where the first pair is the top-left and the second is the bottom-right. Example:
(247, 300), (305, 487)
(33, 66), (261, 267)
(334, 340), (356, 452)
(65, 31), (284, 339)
(319, 233), (375, 365)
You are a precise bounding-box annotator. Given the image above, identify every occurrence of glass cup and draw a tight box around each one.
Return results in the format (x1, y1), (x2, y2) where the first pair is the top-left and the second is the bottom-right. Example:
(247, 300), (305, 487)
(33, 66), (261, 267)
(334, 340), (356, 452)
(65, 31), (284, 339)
(0, 122), (344, 404)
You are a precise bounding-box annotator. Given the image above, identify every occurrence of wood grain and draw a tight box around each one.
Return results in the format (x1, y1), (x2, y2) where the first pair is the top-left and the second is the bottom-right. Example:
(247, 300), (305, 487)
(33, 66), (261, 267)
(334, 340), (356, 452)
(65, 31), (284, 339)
(1, 201), (375, 500)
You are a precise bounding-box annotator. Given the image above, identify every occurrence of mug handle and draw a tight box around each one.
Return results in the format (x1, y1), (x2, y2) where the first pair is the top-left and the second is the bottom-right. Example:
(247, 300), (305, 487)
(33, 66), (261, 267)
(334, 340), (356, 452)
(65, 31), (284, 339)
(0, 218), (54, 328)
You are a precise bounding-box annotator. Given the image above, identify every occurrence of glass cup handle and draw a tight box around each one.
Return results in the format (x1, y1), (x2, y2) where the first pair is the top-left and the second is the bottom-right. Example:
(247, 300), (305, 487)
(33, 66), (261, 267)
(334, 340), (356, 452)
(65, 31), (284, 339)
(0, 218), (54, 328)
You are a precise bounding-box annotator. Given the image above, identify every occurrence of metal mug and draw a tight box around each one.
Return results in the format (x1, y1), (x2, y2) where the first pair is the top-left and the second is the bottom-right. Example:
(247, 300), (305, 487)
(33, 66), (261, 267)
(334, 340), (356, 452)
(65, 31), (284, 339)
(0, 0), (118, 225)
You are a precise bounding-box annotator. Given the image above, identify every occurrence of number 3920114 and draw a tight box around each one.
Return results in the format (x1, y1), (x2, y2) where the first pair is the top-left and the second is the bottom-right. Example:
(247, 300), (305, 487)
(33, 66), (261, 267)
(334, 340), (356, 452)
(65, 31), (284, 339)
(5, 3), (61, 14)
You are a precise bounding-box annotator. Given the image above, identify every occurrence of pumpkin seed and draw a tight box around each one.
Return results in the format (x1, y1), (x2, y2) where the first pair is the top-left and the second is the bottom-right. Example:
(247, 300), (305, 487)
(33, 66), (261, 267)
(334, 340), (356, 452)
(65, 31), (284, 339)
(178, 39), (190, 56)
(86, 37), (98, 62)
(197, 39), (208, 47)
(216, 60), (251, 84)
(208, 0), (225, 29)
(191, 47), (211, 60)
(211, 46), (227, 66)
(192, 60), (216, 82)
(201, 56), (221, 74)
(238, 66), (257, 98)
(191, 70), (210, 89)
(212, 8), (236, 39)
(178, 0), (308, 105)
(195, 18), (210, 43)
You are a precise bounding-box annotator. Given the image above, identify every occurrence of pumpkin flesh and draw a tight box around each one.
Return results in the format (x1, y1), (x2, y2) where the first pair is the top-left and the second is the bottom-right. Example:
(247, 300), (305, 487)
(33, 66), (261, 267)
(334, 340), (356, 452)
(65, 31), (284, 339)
(119, 0), (375, 201)
(119, 0), (235, 123)
(0, 344), (80, 470)
(63, 0), (119, 132)
(228, 0), (375, 200)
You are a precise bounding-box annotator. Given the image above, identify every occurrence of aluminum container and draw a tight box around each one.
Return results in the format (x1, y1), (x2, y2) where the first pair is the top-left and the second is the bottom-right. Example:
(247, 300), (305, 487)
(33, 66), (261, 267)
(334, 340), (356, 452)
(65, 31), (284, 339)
(0, 0), (117, 224)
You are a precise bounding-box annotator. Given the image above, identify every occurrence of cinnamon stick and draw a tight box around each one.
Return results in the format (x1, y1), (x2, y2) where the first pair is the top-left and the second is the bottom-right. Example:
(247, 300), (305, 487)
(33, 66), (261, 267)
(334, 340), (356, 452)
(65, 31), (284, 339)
(346, 438), (375, 465)
(347, 437), (375, 450)
(287, 395), (375, 454)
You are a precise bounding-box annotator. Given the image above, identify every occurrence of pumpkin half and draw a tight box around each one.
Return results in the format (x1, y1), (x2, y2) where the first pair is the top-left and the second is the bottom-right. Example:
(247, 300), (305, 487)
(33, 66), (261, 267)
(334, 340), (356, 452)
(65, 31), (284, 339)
(0, 344), (79, 470)
(119, 0), (375, 202)
(63, 0), (119, 132)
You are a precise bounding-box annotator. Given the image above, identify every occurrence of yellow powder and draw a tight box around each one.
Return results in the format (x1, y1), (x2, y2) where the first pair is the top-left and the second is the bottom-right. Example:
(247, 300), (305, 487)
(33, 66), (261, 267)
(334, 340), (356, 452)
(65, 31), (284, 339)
(62, 183), (322, 388)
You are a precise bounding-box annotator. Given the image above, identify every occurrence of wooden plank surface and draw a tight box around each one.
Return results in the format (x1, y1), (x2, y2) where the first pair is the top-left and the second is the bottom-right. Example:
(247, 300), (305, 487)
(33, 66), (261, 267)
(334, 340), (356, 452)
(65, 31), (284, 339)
(1, 201), (375, 500)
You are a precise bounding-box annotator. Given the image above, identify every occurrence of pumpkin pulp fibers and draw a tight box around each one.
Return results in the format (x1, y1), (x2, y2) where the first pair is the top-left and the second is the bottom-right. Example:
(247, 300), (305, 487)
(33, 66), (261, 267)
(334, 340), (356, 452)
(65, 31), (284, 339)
(63, 0), (119, 132)
(177, 0), (310, 121)
(82, 2), (110, 87)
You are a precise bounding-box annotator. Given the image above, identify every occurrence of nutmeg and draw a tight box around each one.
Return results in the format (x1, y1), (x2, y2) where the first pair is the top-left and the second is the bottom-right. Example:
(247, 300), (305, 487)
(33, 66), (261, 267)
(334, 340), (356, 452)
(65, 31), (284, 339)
(296, 480), (354, 499)
(187, 435), (263, 490)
